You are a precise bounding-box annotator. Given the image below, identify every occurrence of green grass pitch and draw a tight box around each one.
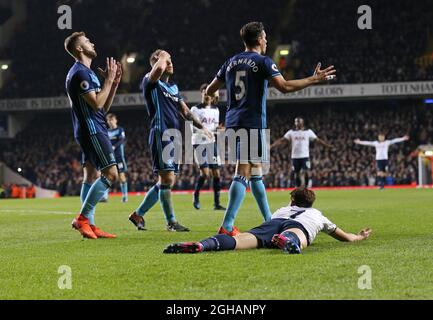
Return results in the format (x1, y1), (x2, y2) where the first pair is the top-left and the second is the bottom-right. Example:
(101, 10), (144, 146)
(1, 189), (432, 300)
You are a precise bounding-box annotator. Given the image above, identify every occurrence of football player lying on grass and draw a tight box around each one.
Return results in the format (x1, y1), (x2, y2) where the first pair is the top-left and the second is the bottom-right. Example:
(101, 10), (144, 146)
(164, 187), (372, 254)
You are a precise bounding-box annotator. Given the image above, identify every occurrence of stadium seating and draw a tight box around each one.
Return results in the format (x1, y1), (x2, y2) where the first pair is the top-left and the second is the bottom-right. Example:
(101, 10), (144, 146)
(0, 0), (432, 98)
(1, 100), (431, 196)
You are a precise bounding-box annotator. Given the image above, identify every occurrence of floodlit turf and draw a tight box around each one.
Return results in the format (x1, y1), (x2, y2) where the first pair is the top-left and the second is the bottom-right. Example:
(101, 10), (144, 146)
(0, 188), (432, 300)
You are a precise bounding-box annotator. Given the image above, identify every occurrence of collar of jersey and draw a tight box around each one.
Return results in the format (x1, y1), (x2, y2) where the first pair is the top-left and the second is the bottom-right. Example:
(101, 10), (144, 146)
(75, 61), (92, 71)
(158, 80), (179, 95)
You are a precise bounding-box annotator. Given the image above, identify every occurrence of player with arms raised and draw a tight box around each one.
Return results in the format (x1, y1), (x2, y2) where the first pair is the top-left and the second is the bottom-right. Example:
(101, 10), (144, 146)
(191, 84), (225, 211)
(271, 117), (333, 187)
(206, 21), (337, 236)
(65, 32), (122, 239)
(354, 133), (410, 189)
(128, 50), (213, 232)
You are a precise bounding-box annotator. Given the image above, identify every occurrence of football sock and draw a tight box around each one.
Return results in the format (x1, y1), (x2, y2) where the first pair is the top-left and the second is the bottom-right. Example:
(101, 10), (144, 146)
(295, 173), (302, 187)
(80, 183), (92, 204)
(159, 184), (176, 224)
(102, 189), (109, 201)
(200, 234), (237, 252)
(195, 175), (207, 194)
(120, 182), (128, 200)
(213, 176), (222, 206)
(80, 182), (95, 225)
(137, 184), (160, 216)
(222, 176), (248, 231)
(250, 176), (272, 221)
(377, 176), (385, 187)
(80, 176), (112, 219)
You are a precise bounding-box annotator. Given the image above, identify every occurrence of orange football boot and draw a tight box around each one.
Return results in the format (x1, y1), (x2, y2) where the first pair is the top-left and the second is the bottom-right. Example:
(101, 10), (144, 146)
(218, 226), (240, 237)
(91, 226), (117, 239)
(72, 215), (97, 239)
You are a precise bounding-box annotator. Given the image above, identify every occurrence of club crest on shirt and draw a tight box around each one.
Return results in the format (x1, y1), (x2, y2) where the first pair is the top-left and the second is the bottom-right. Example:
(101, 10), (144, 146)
(80, 81), (90, 91)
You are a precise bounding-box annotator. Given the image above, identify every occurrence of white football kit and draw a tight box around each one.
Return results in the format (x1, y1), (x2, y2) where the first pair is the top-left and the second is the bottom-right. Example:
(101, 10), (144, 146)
(271, 205), (337, 244)
(357, 138), (406, 160)
(191, 106), (220, 145)
(284, 129), (318, 159)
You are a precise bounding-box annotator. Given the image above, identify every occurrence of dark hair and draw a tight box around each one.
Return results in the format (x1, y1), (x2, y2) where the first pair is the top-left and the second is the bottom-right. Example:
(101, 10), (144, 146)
(240, 22), (264, 47)
(291, 188), (316, 208)
(149, 49), (163, 67)
(200, 83), (209, 92)
(106, 113), (117, 120)
(64, 31), (85, 58)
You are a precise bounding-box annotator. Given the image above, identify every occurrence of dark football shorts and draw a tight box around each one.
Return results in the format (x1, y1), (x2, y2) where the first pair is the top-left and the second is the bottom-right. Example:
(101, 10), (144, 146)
(291, 158), (311, 173)
(115, 156), (128, 173)
(77, 133), (117, 171)
(248, 218), (310, 248)
(149, 129), (180, 174)
(193, 142), (221, 169)
(376, 160), (389, 172)
(226, 127), (269, 164)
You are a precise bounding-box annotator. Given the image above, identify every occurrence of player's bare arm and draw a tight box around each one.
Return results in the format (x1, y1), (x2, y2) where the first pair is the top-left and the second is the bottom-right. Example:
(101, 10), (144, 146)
(148, 50), (171, 83)
(206, 79), (224, 97)
(270, 64), (336, 94)
(82, 57), (118, 112)
(98, 61), (123, 113)
(179, 100), (214, 140)
(271, 137), (289, 149)
(330, 227), (372, 242)
(354, 139), (375, 146)
(392, 135), (410, 143)
(316, 138), (333, 149)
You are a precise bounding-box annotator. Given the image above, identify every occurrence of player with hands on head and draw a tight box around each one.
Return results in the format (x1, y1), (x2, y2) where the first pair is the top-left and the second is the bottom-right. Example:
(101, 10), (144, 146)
(129, 49), (213, 232)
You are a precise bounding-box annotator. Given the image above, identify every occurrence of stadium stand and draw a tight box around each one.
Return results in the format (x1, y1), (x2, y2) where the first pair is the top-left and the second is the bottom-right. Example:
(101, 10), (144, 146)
(0, 0), (432, 98)
(1, 100), (431, 196)
(0, 1), (432, 196)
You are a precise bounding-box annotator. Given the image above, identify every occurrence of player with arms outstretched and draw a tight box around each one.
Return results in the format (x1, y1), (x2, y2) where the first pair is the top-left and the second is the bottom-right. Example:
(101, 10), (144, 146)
(191, 84), (225, 211)
(128, 50), (213, 232)
(206, 21), (336, 236)
(65, 32), (122, 239)
(354, 133), (410, 189)
(106, 113), (129, 203)
(163, 187), (371, 254)
(271, 117), (333, 187)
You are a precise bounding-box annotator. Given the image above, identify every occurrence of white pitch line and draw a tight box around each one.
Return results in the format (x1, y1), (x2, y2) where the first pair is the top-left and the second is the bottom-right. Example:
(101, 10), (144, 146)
(0, 209), (74, 215)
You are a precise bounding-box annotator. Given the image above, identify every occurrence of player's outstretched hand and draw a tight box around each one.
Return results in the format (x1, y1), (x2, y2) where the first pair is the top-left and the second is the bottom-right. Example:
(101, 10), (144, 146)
(404, 135), (410, 141)
(354, 139), (361, 144)
(358, 228), (372, 240)
(313, 62), (337, 82)
(98, 57), (118, 83)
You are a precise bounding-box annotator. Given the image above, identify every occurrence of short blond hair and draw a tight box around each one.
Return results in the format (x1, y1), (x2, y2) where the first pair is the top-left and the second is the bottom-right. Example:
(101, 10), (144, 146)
(64, 31), (85, 58)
